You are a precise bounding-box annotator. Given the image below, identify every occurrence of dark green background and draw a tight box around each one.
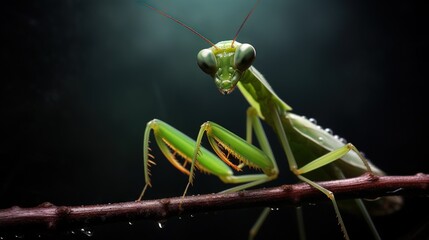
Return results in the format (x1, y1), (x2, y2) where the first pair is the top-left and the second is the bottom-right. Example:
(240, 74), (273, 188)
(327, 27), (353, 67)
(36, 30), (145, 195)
(2, 0), (427, 239)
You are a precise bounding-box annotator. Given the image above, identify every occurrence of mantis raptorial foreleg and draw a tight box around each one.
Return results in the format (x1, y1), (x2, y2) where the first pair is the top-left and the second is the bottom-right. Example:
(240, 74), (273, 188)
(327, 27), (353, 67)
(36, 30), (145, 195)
(184, 107), (278, 240)
(139, 106), (280, 240)
(184, 119), (279, 197)
(139, 119), (279, 201)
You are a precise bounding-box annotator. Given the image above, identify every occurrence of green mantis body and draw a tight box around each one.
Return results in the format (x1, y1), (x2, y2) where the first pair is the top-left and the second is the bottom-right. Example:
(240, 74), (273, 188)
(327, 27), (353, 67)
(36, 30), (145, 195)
(139, 4), (402, 240)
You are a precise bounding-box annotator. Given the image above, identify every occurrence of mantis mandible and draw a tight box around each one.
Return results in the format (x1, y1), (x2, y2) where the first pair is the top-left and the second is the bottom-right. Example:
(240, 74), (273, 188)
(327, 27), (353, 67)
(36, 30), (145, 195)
(138, 1), (403, 239)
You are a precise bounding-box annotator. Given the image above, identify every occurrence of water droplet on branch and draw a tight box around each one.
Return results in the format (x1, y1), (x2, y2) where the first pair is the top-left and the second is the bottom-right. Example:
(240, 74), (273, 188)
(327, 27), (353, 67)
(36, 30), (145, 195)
(80, 228), (93, 237)
(157, 220), (167, 229)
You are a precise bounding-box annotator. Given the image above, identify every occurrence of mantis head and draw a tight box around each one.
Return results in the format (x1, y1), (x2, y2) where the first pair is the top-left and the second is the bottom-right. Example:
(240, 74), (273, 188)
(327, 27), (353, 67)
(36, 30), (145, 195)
(197, 41), (256, 94)
(143, 1), (260, 94)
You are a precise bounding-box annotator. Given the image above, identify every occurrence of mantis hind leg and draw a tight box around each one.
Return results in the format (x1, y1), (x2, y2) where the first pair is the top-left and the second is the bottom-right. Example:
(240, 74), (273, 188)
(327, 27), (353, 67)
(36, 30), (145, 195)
(294, 144), (382, 240)
(333, 167), (381, 240)
(295, 144), (382, 240)
(270, 107), (380, 239)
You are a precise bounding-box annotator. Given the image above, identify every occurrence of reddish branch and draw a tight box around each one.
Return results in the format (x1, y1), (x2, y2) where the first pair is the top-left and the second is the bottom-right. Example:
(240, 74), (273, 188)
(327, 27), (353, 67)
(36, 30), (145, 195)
(1, 173), (428, 232)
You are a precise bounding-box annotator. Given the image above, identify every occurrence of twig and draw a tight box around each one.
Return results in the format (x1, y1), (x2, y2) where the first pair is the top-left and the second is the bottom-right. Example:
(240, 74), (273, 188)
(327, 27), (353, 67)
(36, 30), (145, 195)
(0, 173), (428, 232)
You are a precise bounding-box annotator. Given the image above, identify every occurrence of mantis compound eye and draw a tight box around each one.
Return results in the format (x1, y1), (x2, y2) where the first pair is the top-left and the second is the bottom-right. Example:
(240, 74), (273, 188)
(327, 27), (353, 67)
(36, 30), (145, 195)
(234, 43), (256, 72)
(197, 49), (217, 75)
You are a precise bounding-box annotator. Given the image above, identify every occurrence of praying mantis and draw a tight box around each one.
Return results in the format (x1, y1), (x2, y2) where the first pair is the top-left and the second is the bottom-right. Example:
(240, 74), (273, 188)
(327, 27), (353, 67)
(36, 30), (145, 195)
(137, 1), (403, 239)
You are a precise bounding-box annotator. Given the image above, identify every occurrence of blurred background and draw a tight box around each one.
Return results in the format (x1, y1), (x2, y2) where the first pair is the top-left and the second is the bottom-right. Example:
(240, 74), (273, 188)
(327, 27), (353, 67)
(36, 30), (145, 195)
(1, 0), (427, 239)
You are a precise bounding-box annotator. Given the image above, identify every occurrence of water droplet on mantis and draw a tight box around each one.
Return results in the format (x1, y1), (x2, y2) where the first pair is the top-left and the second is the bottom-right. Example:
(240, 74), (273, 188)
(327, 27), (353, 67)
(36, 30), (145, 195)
(318, 136), (323, 142)
(309, 118), (317, 125)
(324, 128), (333, 135)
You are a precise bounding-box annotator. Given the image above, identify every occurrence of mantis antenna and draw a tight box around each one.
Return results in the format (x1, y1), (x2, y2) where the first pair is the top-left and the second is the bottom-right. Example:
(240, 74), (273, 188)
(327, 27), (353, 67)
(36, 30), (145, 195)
(231, 0), (261, 47)
(144, 1), (261, 49)
(143, 3), (218, 49)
